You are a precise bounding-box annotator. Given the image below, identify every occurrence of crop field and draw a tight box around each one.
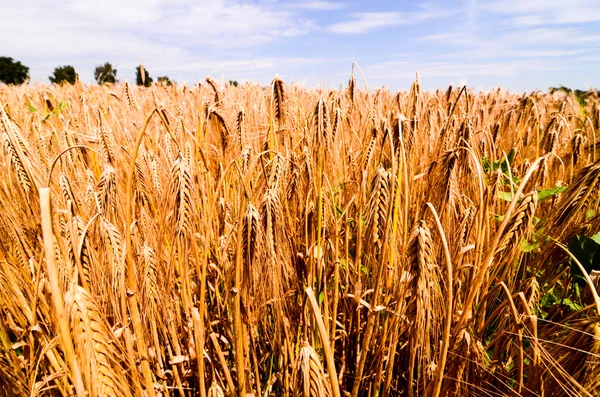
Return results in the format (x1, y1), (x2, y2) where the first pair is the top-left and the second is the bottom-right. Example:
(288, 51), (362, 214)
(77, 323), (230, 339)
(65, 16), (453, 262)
(0, 76), (599, 396)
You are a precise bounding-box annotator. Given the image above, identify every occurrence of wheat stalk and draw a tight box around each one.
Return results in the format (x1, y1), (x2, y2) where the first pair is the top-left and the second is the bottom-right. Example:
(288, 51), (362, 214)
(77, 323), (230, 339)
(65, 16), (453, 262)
(272, 76), (286, 129)
(294, 342), (332, 397)
(206, 77), (221, 105)
(65, 285), (132, 397)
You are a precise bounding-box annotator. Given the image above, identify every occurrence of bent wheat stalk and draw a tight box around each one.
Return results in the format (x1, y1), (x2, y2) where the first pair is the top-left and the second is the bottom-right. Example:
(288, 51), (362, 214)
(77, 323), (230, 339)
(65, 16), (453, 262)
(39, 187), (86, 396)
(456, 155), (546, 331)
(425, 203), (453, 397)
(306, 287), (341, 397)
(124, 109), (160, 397)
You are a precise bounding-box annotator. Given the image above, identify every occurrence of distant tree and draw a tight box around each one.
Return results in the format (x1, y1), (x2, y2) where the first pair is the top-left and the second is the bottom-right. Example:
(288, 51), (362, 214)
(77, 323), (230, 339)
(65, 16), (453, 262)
(157, 76), (173, 86)
(49, 65), (78, 85)
(229, 80), (239, 87)
(136, 65), (153, 87)
(94, 62), (117, 84)
(550, 85), (598, 107)
(0, 56), (30, 85)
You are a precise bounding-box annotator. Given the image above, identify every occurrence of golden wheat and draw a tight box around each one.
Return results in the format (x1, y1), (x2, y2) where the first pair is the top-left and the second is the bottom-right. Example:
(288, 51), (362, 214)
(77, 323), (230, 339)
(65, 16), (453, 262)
(0, 78), (598, 397)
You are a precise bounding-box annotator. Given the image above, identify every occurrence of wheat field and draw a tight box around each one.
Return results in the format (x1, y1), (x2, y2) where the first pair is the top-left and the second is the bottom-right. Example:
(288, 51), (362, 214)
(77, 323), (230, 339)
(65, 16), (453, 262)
(0, 75), (599, 396)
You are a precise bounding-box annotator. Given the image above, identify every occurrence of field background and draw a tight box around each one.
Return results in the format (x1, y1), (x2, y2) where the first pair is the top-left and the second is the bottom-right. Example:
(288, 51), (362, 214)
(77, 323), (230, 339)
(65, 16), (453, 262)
(1, 77), (600, 396)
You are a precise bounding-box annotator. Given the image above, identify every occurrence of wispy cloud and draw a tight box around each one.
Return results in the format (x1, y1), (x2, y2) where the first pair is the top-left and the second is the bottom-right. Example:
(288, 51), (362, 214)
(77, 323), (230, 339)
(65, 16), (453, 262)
(156, 1), (316, 45)
(329, 12), (404, 34)
(1, 0), (598, 90)
(1, 0), (325, 83)
(287, 1), (345, 11)
(361, 57), (576, 92)
(419, 32), (474, 46)
(328, 9), (443, 34)
(416, 25), (600, 63)
(484, 0), (600, 25)
(366, 61), (518, 79)
(2, 0), (316, 53)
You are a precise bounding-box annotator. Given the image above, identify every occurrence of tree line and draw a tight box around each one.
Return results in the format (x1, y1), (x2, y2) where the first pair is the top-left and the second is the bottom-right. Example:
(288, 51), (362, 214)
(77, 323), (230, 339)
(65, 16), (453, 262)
(0, 56), (172, 86)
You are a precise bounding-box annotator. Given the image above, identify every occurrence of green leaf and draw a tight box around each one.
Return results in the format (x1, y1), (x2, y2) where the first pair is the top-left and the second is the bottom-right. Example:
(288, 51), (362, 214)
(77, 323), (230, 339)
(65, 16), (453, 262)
(318, 291), (325, 304)
(28, 104), (37, 113)
(58, 100), (68, 110)
(520, 239), (538, 253)
(540, 286), (557, 311)
(568, 234), (600, 285)
(482, 157), (491, 173)
(538, 185), (568, 201)
(483, 149), (519, 185)
(497, 191), (513, 202)
(339, 259), (347, 270)
(498, 148), (516, 173)
(591, 231), (600, 245)
(562, 298), (583, 312)
(360, 265), (370, 277)
(501, 175), (521, 186)
(507, 148), (516, 165)
(586, 210), (597, 221)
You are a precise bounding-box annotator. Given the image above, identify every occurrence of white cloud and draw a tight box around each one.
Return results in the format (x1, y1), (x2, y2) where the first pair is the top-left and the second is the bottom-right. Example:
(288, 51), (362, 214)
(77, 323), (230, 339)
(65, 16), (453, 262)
(419, 32), (474, 46)
(416, 25), (600, 65)
(67, 0), (164, 26)
(420, 33), (464, 41)
(328, 7), (448, 34)
(512, 15), (546, 26)
(509, 49), (589, 58)
(1, 0), (597, 91)
(157, 1), (316, 45)
(366, 61), (518, 79)
(1, 0), (325, 83)
(484, 0), (600, 25)
(358, 57), (582, 93)
(287, 1), (345, 11)
(512, 28), (600, 45)
(2, 0), (316, 53)
(328, 12), (413, 34)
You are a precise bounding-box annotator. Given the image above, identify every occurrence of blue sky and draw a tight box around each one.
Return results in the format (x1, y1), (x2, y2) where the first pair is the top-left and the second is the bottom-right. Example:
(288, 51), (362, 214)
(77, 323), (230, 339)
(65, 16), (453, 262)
(2, 0), (599, 91)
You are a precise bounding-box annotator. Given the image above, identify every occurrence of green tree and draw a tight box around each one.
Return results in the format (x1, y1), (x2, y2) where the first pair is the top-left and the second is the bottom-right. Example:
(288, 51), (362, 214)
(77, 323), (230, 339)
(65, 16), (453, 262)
(229, 80), (239, 87)
(94, 62), (117, 84)
(157, 76), (173, 86)
(550, 85), (598, 108)
(49, 65), (78, 85)
(136, 65), (153, 87)
(0, 56), (30, 85)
